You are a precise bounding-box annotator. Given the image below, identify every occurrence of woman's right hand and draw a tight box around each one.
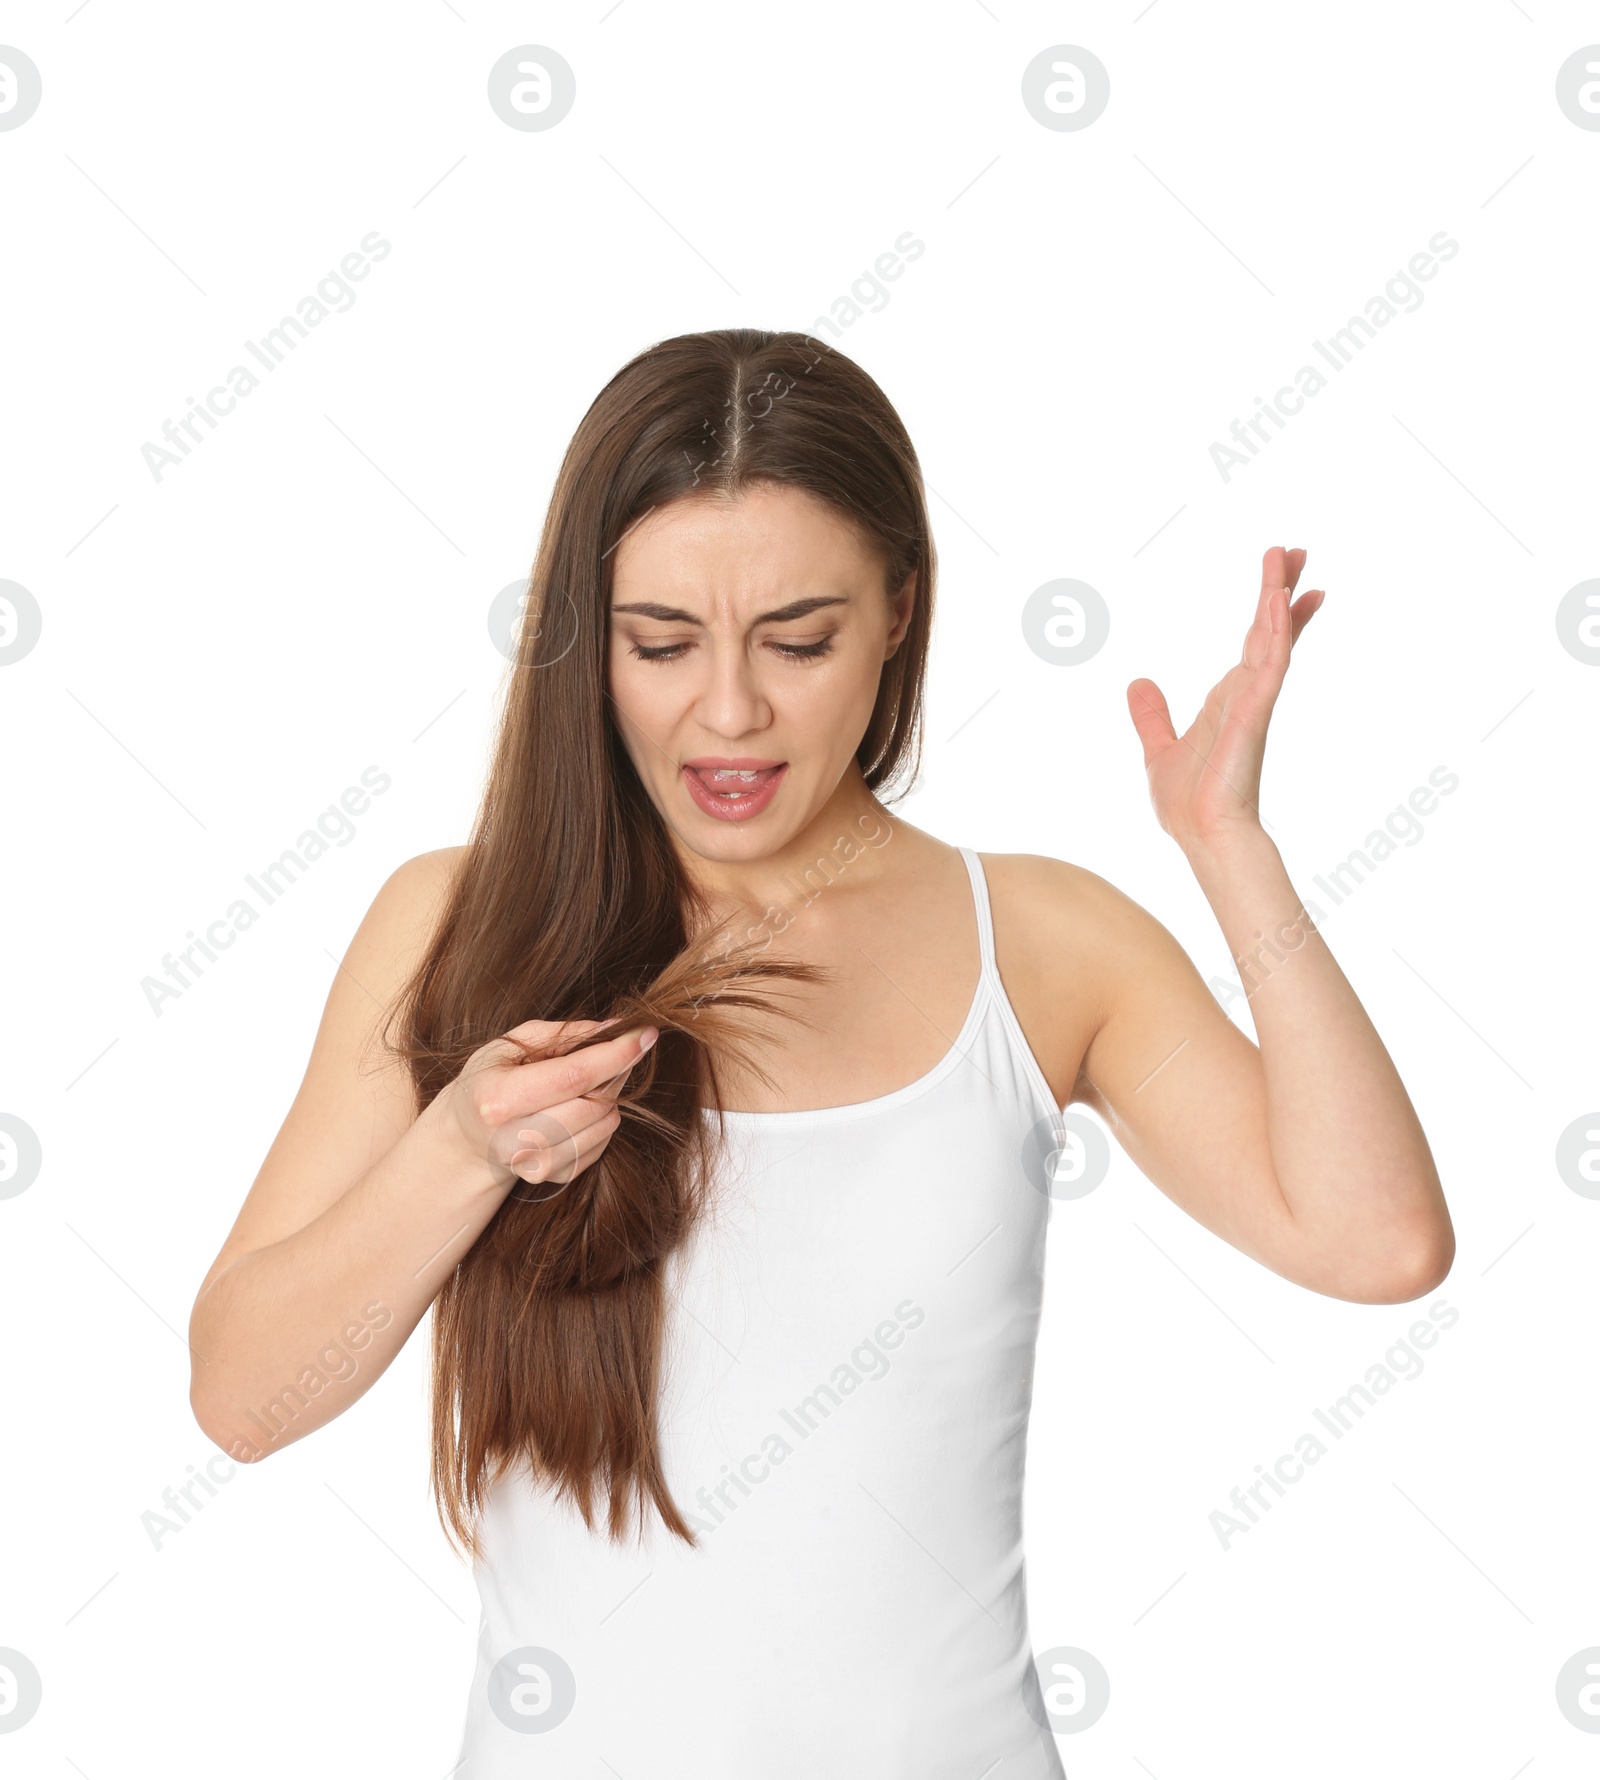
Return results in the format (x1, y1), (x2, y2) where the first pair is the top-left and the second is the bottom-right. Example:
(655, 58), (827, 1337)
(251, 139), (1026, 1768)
(441, 1018), (659, 1195)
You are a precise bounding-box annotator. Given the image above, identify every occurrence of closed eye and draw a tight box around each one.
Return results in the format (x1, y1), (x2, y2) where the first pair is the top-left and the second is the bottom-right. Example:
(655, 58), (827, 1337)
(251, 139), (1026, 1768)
(771, 637), (834, 660)
(627, 636), (835, 663)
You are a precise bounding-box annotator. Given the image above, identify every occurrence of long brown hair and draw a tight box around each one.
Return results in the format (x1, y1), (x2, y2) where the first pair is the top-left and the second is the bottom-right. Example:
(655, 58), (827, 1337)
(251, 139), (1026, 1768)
(386, 328), (936, 1554)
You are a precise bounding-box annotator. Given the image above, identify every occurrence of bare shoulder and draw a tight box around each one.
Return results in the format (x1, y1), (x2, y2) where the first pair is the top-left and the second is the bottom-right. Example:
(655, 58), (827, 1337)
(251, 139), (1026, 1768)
(334, 842), (470, 1085)
(375, 842), (469, 914)
(977, 851), (1203, 1108)
(332, 844), (474, 1076)
(978, 850), (1177, 971)
(350, 845), (469, 981)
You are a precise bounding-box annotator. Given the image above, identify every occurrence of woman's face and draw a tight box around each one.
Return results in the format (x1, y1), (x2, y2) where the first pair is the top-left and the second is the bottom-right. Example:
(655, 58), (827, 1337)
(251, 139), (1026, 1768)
(607, 481), (914, 867)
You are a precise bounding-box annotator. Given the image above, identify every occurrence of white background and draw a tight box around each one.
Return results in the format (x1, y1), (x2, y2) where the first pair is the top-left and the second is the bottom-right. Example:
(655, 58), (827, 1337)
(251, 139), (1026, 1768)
(3, 3), (1597, 1774)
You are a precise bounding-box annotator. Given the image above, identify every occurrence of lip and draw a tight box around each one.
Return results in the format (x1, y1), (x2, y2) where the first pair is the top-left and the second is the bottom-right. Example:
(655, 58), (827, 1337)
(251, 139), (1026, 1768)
(681, 759), (788, 822)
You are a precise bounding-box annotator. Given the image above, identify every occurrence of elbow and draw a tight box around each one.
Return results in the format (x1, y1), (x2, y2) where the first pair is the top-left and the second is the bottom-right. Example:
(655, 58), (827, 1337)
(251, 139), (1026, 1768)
(188, 1279), (272, 1464)
(1357, 1219), (1456, 1306)
(188, 1373), (272, 1466)
(188, 1399), (247, 1465)
(1295, 1201), (1456, 1305)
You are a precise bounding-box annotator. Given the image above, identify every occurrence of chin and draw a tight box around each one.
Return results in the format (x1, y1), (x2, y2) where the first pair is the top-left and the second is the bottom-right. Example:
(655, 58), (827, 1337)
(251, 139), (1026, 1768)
(684, 819), (793, 855)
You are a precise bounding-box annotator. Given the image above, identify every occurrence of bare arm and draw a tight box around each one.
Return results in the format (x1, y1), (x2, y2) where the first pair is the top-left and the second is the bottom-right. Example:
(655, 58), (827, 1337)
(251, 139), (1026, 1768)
(1003, 545), (1452, 1304)
(1065, 844), (1451, 1302)
(187, 848), (655, 1461)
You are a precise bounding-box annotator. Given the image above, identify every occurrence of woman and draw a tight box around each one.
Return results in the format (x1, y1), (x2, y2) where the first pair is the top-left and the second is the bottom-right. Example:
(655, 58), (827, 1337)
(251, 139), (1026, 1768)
(188, 328), (1453, 1775)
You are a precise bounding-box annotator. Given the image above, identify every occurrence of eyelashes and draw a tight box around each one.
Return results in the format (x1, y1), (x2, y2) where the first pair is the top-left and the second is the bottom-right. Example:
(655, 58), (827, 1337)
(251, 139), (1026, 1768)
(627, 637), (835, 664)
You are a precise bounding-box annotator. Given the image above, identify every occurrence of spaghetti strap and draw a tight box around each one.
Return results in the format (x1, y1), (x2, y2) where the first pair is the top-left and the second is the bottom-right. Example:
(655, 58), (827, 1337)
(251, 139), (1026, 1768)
(957, 845), (999, 984)
(958, 845), (1064, 1126)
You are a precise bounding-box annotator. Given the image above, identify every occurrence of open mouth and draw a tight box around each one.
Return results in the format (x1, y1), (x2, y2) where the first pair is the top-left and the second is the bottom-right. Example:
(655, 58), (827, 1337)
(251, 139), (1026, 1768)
(681, 762), (788, 822)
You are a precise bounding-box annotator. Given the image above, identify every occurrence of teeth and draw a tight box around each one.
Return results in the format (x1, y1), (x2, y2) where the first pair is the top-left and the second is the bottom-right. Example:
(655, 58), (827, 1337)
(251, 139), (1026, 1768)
(690, 765), (775, 801)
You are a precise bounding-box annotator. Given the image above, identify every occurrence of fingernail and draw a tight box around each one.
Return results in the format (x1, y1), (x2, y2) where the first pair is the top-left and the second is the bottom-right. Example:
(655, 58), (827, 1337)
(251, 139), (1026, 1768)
(639, 1027), (659, 1052)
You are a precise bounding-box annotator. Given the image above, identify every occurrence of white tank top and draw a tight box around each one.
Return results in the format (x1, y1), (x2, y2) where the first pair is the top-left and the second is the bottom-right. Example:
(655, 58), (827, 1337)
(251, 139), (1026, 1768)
(455, 847), (1068, 1777)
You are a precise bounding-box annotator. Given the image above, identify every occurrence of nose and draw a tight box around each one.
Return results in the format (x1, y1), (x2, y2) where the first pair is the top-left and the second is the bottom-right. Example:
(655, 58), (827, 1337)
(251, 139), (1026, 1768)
(692, 630), (773, 741)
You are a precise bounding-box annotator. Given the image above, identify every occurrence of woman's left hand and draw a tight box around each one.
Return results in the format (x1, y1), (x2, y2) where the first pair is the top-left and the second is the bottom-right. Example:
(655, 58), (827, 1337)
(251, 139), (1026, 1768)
(1127, 544), (1324, 850)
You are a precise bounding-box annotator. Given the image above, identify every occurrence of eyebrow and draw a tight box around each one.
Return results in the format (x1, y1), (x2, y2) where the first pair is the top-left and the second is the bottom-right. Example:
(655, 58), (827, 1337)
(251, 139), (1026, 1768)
(609, 594), (851, 626)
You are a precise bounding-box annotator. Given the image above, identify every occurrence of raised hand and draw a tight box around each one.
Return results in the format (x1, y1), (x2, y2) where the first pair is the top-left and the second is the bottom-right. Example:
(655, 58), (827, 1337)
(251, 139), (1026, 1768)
(1126, 544), (1324, 849)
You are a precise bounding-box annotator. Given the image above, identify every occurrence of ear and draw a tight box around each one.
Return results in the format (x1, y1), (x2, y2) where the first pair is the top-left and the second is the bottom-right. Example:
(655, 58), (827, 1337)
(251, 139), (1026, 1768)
(883, 568), (917, 659)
